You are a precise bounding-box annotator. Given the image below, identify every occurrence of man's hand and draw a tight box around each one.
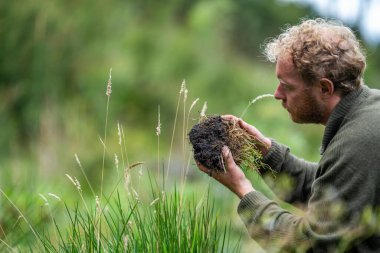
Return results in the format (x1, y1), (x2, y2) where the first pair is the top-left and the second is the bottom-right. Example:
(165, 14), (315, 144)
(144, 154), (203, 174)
(222, 115), (271, 157)
(196, 146), (255, 199)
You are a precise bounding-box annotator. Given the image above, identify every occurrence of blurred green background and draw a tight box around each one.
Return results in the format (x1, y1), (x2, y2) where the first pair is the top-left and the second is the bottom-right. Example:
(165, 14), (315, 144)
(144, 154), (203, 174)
(1, 0), (380, 251)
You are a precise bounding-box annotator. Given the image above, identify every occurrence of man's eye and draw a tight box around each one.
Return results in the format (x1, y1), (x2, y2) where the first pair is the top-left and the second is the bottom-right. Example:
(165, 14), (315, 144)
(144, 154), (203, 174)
(281, 83), (291, 91)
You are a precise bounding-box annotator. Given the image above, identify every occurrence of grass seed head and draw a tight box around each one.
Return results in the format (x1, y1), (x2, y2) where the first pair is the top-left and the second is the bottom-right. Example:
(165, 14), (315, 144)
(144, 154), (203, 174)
(106, 68), (112, 97)
(200, 102), (207, 119)
(48, 193), (61, 201)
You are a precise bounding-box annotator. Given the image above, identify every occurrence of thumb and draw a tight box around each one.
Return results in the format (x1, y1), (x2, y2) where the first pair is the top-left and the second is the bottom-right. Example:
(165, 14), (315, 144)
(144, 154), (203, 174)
(222, 146), (236, 168)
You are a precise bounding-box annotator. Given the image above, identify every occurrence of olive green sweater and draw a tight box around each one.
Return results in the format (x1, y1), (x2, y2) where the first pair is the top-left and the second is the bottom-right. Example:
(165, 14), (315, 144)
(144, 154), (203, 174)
(238, 85), (380, 253)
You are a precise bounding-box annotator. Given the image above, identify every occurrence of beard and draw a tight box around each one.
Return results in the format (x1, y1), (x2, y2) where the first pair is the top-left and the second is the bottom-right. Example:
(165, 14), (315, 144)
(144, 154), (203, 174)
(287, 90), (326, 124)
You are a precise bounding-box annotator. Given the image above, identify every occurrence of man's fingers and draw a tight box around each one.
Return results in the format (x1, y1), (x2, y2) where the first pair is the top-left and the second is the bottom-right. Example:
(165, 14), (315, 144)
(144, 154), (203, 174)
(221, 114), (236, 120)
(222, 115), (253, 132)
(221, 115), (239, 122)
(196, 161), (214, 176)
(236, 118), (253, 131)
(196, 161), (207, 172)
(222, 146), (230, 158)
(222, 146), (236, 169)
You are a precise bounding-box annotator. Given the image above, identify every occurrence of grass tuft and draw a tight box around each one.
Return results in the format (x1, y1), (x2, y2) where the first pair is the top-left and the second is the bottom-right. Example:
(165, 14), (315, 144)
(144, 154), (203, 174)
(0, 76), (242, 252)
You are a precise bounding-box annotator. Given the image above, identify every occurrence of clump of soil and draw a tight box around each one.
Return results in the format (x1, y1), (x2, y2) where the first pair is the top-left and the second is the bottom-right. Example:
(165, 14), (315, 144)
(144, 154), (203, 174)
(188, 115), (268, 173)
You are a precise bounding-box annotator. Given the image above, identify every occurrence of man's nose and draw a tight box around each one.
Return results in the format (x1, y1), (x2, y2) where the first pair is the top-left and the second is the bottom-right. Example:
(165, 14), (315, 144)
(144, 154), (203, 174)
(274, 84), (284, 100)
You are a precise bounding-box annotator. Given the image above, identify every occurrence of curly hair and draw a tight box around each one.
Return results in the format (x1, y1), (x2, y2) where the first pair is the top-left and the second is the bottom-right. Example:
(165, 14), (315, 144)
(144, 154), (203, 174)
(264, 18), (366, 94)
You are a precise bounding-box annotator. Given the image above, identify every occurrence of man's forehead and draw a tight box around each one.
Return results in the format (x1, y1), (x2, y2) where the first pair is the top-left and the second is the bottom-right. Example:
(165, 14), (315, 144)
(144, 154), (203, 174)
(277, 55), (294, 65)
(276, 56), (296, 77)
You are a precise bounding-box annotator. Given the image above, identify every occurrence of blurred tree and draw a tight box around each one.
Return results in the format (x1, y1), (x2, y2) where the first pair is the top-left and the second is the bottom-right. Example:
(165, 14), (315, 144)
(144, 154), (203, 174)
(227, 0), (316, 58)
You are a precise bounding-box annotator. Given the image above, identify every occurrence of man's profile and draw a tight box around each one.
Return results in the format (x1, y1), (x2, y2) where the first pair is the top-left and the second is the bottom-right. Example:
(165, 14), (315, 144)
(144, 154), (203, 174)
(196, 18), (380, 253)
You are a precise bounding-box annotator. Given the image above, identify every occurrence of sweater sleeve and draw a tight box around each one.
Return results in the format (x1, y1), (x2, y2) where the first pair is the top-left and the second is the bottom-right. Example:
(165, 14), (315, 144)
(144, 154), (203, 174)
(237, 170), (363, 252)
(263, 140), (318, 204)
(238, 137), (377, 252)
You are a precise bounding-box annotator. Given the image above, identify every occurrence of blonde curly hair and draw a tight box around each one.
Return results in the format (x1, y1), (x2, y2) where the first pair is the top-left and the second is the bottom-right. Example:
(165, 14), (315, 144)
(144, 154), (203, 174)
(264, 18), (366, 94)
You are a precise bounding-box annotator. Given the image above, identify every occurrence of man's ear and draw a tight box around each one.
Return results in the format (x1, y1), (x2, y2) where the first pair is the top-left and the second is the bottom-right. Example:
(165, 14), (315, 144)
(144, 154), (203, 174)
(319, 78), (334, 96)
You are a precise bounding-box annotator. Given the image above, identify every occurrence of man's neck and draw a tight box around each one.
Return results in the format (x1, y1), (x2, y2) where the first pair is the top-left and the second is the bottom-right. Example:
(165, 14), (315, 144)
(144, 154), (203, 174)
(322, 95), (342, 125)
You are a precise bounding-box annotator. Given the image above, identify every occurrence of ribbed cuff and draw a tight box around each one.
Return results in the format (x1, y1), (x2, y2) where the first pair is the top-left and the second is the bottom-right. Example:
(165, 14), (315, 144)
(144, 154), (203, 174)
(263, 139), (287, 172)
(237, 191), (274, 224)
(238, 191), (270, 211)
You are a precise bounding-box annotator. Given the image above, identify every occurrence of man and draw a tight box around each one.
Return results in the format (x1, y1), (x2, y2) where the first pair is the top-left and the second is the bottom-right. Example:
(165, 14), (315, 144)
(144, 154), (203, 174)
(196, 18), (380, 252)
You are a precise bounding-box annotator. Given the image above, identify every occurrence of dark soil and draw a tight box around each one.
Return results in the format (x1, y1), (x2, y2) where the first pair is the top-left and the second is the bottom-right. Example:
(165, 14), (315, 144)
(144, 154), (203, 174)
(188, 116), (229, 172)
(189, 115), (264, 172)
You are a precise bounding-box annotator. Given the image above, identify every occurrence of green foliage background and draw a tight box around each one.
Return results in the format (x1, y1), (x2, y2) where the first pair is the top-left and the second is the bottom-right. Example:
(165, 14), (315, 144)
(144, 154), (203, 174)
(1, 0), (380, 251)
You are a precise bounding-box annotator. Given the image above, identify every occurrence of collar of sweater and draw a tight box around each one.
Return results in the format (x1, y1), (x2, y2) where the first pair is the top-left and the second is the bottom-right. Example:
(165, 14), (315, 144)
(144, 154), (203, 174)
(320, 85), (369, 155)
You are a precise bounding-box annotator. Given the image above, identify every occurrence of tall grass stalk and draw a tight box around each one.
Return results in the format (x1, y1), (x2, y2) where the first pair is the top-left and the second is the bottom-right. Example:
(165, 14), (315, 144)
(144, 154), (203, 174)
(98, 67), (112, 250)
(117, 122), (124, 175)
(180, 97), (199, 198)
(240, 94), (274, 119)
(65, 174), (94, 225)
(166, 80), (186, 183)
(114, 153), (119, 175)
(0, 189), (43, 250)
(117, 121), (131, 176)
(75, 153), (96, 197)
(0, 237), (15, 252)
(120, 124), (130, 168)
(182, 80), (188, 176)
(187, 98), (199, 132)
(156, 105), (161, 177)
(0, 224), (6, 240)
(101, 68), (113, 202)
(38, 193), (60, 247)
